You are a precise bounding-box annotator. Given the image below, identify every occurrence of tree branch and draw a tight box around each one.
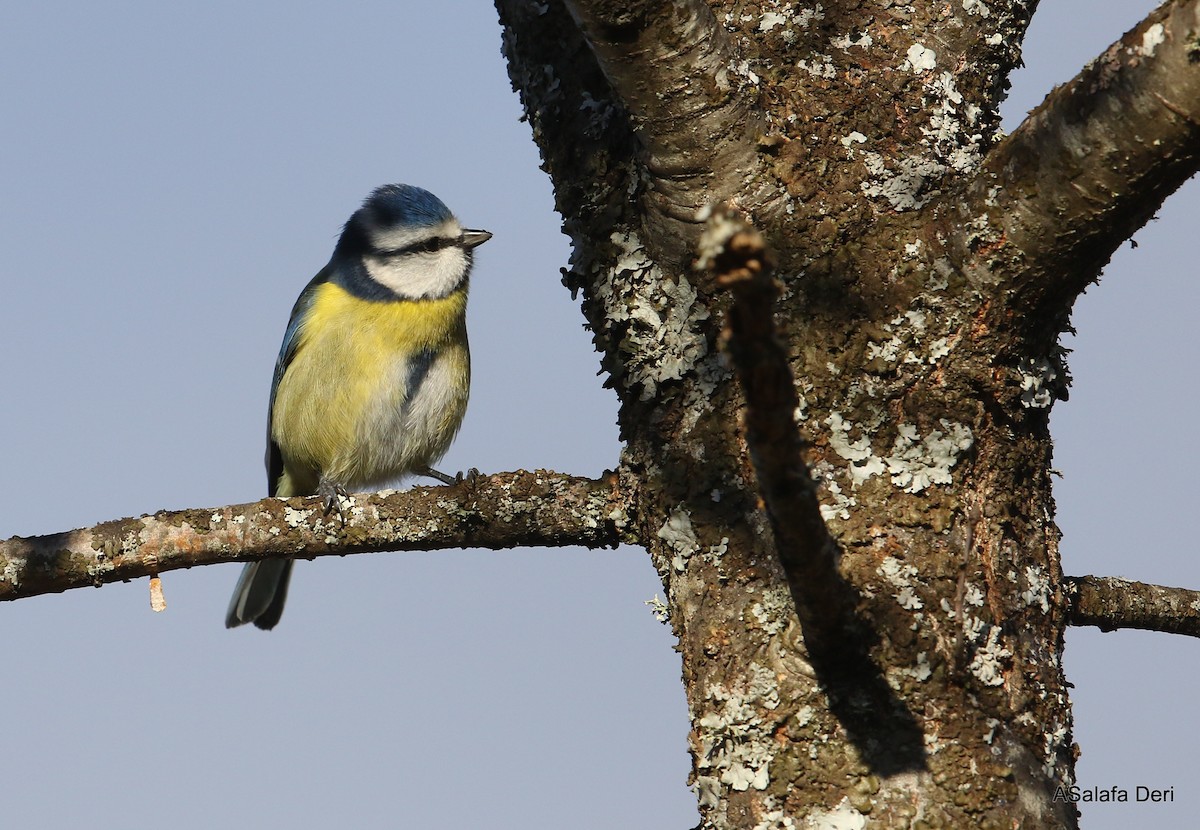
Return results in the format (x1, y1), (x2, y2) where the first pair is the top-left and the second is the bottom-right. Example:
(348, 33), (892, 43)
(698, 207), (854, 651)
(945, 0), (1200, 323)
(0, 470), (636, 602)
(561, 0), (775, 262)
(1065, 574), (1200, 638)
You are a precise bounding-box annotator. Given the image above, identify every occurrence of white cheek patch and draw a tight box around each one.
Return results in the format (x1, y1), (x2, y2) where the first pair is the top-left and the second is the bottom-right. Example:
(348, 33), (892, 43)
(364, 247), (470, 299)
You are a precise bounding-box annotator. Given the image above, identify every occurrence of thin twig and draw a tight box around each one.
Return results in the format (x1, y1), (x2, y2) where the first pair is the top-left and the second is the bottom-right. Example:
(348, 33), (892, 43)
(700, 206), (853, 651)
(1065, 575), (1200, 638)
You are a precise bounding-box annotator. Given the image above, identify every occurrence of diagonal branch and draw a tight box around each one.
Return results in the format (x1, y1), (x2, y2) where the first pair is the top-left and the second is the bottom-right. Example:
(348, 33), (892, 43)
(561, 0), (774, 260)
(1065, 575), (1200, 638)
(700, 208), (928, 771)
(0, 470), (637, 602)
(698, 207), (854, 651)
(944, 0), (1200, 324)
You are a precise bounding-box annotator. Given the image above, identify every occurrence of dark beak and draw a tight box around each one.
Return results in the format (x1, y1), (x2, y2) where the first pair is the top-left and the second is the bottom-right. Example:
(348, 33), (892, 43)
(461, 229), (492, 249)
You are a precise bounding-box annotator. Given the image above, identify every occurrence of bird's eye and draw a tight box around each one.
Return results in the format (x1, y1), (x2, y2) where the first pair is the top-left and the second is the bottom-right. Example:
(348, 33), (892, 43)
(373, 236), (452, 258)
(410, 237), (448, 254)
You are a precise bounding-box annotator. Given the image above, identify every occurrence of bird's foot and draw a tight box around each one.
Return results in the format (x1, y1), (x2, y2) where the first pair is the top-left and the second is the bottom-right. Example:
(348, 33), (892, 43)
(317, 478), (350, 520)
(417, 466), (481, 486)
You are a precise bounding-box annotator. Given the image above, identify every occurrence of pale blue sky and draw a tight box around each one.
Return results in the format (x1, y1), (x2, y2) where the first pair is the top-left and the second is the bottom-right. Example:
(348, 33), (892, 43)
(0, 2), (1193, 828)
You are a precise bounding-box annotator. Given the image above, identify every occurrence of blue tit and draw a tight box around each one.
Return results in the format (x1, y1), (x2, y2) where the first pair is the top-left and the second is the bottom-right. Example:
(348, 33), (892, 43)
(226, 183), (491, 630)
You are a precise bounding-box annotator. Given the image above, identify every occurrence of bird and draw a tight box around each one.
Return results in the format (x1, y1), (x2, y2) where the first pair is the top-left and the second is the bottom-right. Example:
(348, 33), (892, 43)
(226, 183), (491, 630)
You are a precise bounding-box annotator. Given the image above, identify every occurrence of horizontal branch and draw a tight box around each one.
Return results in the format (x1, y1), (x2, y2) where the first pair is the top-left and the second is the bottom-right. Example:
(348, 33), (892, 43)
(0, 470), (637, 602)
(946, 0), (1200, 322)
(699, 207), (854, 652)
(1065, 575), (1200, 638)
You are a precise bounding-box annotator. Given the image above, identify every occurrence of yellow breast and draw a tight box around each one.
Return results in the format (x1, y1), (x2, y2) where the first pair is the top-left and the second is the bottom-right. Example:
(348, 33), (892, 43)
(271, 280), (469, 493)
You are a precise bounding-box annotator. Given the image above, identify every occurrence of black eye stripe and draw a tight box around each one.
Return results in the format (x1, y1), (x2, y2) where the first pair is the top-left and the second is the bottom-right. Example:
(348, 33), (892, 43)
(371, 236), (456, 258)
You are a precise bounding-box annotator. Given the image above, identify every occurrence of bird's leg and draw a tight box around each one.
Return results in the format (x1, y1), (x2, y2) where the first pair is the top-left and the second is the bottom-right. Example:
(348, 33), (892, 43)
(415, 465), (480, 485)
(317, 476), (350, 519)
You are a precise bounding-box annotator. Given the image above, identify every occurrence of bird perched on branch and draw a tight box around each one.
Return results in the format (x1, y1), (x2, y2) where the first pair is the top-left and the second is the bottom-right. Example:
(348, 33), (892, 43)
(226, 184), (491, 630)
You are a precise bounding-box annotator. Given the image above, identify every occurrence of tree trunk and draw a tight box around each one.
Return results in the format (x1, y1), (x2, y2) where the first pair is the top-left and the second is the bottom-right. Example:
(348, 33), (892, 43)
(494, 1), (1200, 826)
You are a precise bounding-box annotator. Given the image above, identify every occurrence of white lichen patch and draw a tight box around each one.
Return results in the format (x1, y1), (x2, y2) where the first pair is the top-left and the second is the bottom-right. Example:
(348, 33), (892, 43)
(818, 478), (857, 521)
(903, 43), (937, 74)
(885, 420), (974, 493)
(928, 257), (953, 291)
(895, 584), (924, 610)
(827, 412), (888, 486)
(831, 31), (873, 50)
(283, 505), (314, 528)
(839, 131), (867, 149)
(827, 412), (971, 494)
(644, 594), (670, 623)
(601, 231), (709, 401)
(759, 11), (789, 31)
(864, 307), (956, 368)
(983, 717), (1001, 744)
(733, 59), (761, 85)
(795, 394), (809, 423)
(1021, 565), (1051, 613)
(694, 775), (722, 810)
(795, 5), (825, 27)
(750, 2), (824, 39)
(798, 53), (837, 78)
(657, 507), (700, 572)
(923, 72), (984, 173)
(964, 582), (985, 608)
(881, 556), (924, 610)
(860, 151), (946, 211)
(1018, 356), (1058, 409)
(749, 584), (794, 635)
(696, 666), (780, 797)
(1139, 23), (1165, 57)
(963, 0), (990, 17)
(679, 352), (731, 434)
(968, 625), (1011, 686)
(865, 333), (905, 364)
(809, 798), (868, 830)
(908, 651), (933, 682)
(862, 62), (986, 210)
(1041, 718), (1072, 779)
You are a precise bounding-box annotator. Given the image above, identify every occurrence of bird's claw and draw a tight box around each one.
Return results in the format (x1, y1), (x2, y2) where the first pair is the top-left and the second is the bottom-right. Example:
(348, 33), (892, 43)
(318, 479), (350, 520)
(455, 467), (481, 484)
(417, 465), (481, 486)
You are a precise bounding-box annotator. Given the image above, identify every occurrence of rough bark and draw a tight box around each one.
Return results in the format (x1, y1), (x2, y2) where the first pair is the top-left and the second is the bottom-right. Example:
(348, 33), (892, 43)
(6, 1), (1200, 827)
(1066, 575), (1200, 637)
(495, 1), (1200, 827)
(0, 471), (632, 601)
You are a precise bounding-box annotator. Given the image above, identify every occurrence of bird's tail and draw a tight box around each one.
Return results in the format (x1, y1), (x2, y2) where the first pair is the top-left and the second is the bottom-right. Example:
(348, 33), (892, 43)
(225, 559), (294, 630)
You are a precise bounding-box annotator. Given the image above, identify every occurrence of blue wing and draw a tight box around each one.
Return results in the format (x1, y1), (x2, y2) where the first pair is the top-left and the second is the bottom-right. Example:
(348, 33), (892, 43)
(266, 266), (332, 496)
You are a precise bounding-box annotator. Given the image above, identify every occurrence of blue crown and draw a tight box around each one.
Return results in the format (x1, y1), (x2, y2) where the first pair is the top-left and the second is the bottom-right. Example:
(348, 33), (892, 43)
(335, 184), (455, 258)
(363, 184), (453, 230)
